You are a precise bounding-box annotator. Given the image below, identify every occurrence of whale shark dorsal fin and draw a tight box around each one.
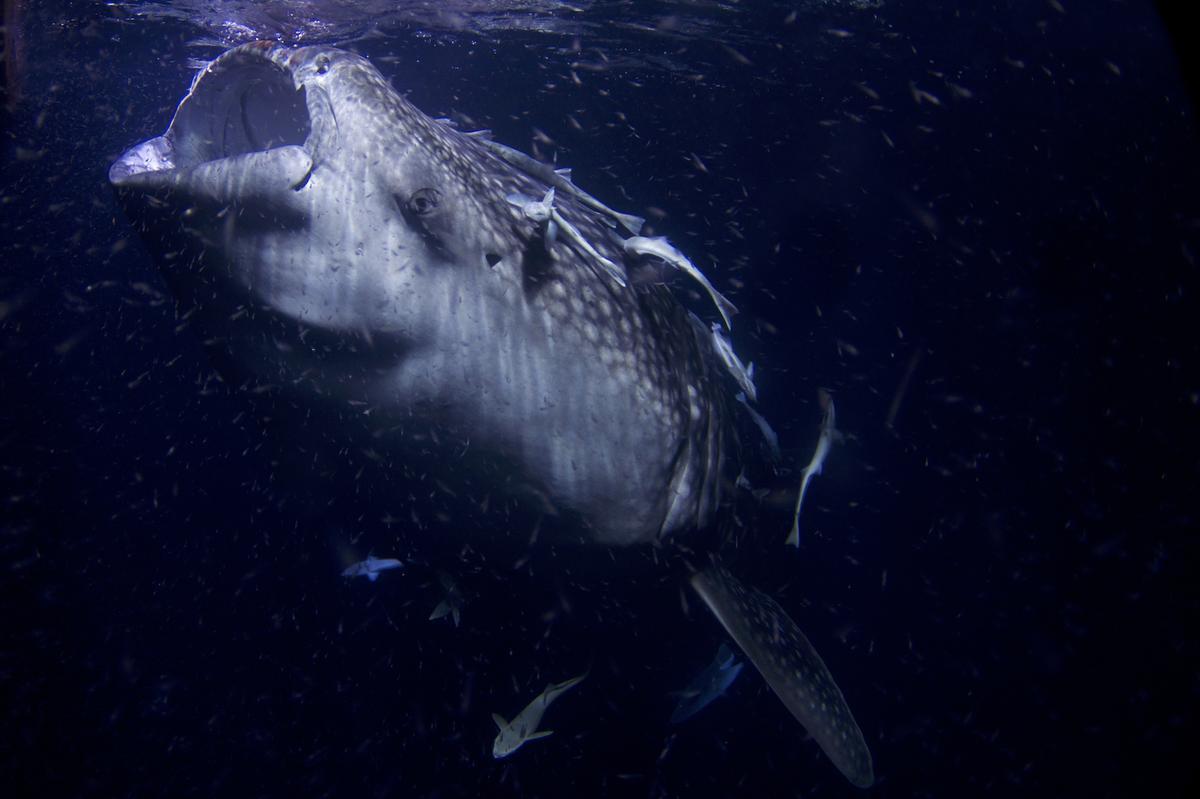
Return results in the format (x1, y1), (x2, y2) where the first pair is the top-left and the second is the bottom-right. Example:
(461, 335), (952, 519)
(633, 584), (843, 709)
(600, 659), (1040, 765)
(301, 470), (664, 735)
(492, 712), (508, 730)
(690, 566), (874, 789)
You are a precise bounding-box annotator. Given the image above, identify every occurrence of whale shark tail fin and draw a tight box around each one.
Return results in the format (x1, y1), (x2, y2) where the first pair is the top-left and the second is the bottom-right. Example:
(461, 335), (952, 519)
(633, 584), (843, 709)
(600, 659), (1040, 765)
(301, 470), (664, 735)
(690, 565), (874, 788)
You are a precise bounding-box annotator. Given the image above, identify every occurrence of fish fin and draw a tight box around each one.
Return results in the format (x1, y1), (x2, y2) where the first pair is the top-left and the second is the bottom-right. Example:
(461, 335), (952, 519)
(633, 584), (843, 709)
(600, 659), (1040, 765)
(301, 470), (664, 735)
(785, 521), (800, 548)
(713, 289), (738, 331)
(526, 729), (554, 741)
(544, 670), (588, 701)
(430, 601), (450, 621)
(689, 566), (874, 788)
(367, 572), (379, 582)
(787, 471), (814, 547)
(617, 212), (645, 235)
(492, 713), (508, 730)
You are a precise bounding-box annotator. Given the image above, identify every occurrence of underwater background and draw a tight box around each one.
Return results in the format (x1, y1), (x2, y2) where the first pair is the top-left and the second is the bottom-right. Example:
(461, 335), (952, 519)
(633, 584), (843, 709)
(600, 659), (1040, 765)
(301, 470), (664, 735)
(2, 1), (1198, 797)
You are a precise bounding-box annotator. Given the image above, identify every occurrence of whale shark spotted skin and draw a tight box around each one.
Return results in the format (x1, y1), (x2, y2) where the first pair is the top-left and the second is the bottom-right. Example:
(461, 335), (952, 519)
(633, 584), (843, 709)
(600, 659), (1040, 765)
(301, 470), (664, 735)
(109, 43), (873, 788)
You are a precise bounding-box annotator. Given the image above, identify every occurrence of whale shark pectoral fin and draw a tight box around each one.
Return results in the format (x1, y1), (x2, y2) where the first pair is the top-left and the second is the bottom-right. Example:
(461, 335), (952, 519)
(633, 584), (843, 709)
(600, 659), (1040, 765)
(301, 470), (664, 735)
(690, 566), (874, 789)
(525, 729), (553, 741)
(492, 713), (508, 730)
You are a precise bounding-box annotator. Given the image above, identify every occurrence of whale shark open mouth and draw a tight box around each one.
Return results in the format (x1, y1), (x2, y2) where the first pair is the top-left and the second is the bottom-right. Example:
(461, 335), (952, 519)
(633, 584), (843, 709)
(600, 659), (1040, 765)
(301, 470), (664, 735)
(109, 45), (313, 186)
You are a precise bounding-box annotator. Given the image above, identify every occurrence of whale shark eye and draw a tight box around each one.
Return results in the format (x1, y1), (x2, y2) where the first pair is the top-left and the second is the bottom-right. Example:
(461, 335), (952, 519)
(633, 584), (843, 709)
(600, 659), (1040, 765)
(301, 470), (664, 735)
(408, 188), (441, 216)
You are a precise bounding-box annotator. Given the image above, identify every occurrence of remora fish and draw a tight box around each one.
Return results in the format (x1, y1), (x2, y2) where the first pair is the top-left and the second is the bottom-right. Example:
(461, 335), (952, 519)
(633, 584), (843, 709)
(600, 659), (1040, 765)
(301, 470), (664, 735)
(491, 670), (588, 758)
(109, 43), (873, 788)
(670, 642), (744, 724)
(341, 555), (404, 582)
(786, 389), (839, 548)
(428, 570), (464, 627)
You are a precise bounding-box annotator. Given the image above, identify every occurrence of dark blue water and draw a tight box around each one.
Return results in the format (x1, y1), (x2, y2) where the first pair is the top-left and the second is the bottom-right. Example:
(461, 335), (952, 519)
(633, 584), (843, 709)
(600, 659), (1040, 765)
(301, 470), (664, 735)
(3, 1), (1198, 797)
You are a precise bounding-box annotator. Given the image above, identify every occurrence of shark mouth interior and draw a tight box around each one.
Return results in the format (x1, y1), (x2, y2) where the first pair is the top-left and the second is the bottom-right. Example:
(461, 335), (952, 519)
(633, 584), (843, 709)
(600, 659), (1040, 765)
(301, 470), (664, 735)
(110, 51), (311, 183)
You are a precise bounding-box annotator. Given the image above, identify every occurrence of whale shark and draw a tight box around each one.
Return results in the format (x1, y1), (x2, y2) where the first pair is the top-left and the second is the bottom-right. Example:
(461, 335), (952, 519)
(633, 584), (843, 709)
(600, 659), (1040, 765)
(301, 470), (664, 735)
(109, 42), (874, 787)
